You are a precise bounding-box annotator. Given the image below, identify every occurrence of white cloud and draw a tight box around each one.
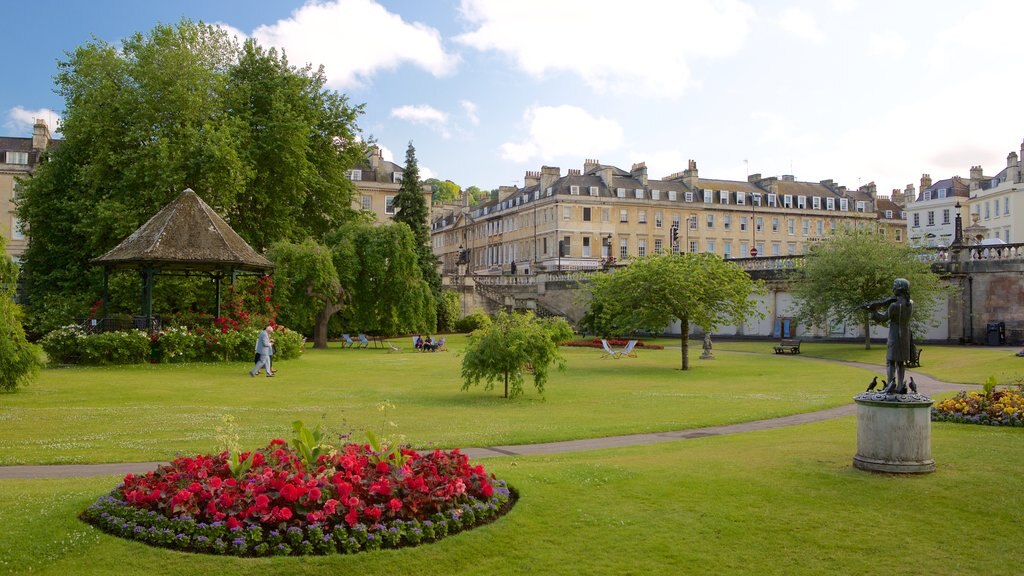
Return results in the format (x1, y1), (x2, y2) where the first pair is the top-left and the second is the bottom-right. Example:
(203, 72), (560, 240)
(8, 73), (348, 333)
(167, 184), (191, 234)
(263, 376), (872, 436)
(213, 22), (248, 42)
(627, 148), (688, 180)
(778, 7), (825, 44)
(456, 0), (756, 96)
(5, 107), (61, 135)
(253, 0), (458, 90)
(831, 0), (858, 13)
(500, 105), (624, 163)
(866, 30), (907, 59)
(391, 104), (452, 138)
(461, 100), (480, 126)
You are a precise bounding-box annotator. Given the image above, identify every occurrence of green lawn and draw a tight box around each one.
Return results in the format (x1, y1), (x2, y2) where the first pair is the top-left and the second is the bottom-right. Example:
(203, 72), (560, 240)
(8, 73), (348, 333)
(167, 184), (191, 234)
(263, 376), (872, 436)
(2, 419), (1021, 575)
(0, 338), (870, 465)
(2, 339), (1022, 575)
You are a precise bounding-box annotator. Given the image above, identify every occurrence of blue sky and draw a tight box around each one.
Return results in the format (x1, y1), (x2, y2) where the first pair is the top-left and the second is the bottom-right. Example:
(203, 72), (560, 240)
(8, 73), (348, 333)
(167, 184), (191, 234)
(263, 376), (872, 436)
(5, 0), (1023, 194)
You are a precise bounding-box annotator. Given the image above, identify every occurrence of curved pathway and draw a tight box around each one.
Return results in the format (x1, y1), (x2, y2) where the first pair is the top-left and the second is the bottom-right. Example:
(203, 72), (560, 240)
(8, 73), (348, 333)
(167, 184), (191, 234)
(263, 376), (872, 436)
(0, 358), (972, 480)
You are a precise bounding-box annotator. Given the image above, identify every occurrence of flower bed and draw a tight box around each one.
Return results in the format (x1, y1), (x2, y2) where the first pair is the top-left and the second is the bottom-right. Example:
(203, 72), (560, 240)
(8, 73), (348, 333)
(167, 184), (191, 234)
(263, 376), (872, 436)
(81, 440), (515, 556)
(932, 385), (1024, 427)
(562, 339), (664, 350)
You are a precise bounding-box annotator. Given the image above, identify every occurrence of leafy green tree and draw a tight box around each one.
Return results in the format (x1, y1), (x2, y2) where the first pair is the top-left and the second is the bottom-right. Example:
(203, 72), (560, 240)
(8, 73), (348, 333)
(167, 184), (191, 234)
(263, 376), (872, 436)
(16, 20), (364, 331)
(461, 310), (573, 399)
(392, 142), (440, 297)
(337, 222), (436, 338)
(434, 180), (461, 204)
(436, 290), (461, 333)
(789, 227), (947, 349)
(0, 235), (44, 391)
(267, 240), (346, 349)
(585, 253), (765, 370)
(464, 186), (491, 207)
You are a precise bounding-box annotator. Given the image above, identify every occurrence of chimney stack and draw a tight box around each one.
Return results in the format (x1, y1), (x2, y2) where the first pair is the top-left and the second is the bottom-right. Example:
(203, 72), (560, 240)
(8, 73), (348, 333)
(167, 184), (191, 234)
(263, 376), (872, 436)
(584, 159), (600, 173)
(524, 170), (541, 187)
(32, 118), (51, 151)
(631, 161), (648, 186)
(1007, 151), (1020, 184)
(920, 173), (932, 192)
(539, 165), (560, 193)
(682, 159), (699, 188)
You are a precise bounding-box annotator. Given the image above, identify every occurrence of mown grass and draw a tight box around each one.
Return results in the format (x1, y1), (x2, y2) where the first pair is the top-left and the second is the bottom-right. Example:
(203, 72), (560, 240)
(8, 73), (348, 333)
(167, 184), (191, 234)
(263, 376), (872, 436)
(0, 336), (871, 465)
(1, 418), (1021, 575)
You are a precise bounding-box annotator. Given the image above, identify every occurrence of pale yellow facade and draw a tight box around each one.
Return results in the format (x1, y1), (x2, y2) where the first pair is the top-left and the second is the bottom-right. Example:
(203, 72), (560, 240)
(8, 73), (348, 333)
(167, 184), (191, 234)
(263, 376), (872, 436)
(432, 160), (905, 277)
(0, 119), (54, 261)
(349, 145), (431, 224)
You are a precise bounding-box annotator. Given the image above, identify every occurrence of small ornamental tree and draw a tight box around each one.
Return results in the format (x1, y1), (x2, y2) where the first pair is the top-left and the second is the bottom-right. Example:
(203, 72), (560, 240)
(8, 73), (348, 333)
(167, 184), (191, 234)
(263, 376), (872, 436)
(461, 310), (573, 399)
(584, 253), (765, 370)
(789, 227), (946, 349)
(0, 235), (44, 391)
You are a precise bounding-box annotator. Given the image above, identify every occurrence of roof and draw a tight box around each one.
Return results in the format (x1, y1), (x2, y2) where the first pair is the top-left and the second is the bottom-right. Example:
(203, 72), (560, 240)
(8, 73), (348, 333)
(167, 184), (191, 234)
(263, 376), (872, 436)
(92, 188), (274, 273)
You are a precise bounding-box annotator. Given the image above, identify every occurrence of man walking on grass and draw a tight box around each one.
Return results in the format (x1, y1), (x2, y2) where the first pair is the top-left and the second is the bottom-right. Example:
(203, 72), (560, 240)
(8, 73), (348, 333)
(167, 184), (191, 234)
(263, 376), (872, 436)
(250, 325), (275, 377)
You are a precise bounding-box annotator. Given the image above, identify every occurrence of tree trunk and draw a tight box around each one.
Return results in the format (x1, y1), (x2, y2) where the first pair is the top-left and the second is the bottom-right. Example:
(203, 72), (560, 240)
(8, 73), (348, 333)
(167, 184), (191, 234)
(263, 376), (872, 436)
(680, 315), (690, 370)
(862, 312), (872, 350)
(503, 372), (509, 398)
(313, 302), (342, 349)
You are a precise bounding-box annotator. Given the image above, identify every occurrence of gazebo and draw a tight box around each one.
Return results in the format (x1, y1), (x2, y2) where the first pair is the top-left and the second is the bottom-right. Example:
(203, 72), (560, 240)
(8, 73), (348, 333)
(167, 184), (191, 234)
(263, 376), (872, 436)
(91, 188), (274, 330)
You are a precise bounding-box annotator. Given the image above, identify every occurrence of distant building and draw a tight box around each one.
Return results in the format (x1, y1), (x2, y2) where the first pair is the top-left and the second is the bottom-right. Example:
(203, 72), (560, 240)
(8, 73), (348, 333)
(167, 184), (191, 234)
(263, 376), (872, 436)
(348, 145), (431, 224)
(906, 171), (977, 247)
(965, 141), (1024, 244)
(1, 119), (57, 260)
(431, 158), (902, 277)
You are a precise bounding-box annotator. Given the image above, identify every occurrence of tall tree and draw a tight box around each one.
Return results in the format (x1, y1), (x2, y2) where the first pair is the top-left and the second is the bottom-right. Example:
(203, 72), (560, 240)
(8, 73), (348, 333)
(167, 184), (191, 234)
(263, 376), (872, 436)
(585, 253), (765, 370)
(461, 311), (573, 399)
(0, 235), (44, 391)
(16, 20), (364, 332)
(789, 227), (946, 349)
(267, 239), (347, 349)
(344, 222), (436, 337)
(464, 186), (491, 207)
(392, 142), (440, 297)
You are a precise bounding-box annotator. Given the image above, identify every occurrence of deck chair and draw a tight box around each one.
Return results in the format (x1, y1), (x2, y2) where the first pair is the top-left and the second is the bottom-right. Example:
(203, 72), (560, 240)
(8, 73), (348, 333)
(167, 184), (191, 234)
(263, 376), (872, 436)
(620, 340), (639, 358)
(341, 334), (354, 348)
(436, 336), (448, 351)
(600, 339), (620, 359)
(357, 334), (370, 348)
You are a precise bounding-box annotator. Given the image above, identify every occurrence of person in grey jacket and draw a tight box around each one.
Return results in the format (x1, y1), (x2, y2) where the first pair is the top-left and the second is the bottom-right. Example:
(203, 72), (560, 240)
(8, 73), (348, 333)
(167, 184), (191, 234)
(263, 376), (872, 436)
(249, 325), (275, 377)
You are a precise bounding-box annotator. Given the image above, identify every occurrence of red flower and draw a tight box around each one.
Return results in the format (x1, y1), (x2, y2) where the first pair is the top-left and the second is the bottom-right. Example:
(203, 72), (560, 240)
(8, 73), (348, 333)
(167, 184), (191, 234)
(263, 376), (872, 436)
(365, 507), (382, 521)
(375, 461), (390, 474)
(387, 498), (402, 512)
(255, 494), (270, 509)
(344, 507), (359, 527)
(226, 516), (242, 530)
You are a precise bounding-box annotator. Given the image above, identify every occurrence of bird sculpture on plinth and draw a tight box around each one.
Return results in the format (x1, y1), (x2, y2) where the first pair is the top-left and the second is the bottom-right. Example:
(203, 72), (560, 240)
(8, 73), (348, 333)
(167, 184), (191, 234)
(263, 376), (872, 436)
(908, 377), (917, 394)
(865, 376), (879, 392)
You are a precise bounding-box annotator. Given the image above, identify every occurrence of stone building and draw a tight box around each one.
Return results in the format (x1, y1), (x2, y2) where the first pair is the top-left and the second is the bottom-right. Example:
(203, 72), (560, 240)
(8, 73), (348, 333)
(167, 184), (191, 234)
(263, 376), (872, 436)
(965, 141), (1024, 244)
(431, 158), (905, 279)
(0, 119), (56, 260)
(348, 145), (431, 223)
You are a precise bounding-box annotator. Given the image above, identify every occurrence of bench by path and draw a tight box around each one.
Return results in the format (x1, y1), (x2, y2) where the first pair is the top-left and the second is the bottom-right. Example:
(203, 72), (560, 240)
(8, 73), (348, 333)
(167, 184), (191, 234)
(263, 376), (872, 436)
(0, 358), (973, 480)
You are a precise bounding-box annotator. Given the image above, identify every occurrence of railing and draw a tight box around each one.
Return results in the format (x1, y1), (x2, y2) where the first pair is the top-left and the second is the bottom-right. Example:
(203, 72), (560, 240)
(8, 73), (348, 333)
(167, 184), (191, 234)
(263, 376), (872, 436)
(80, 316), (163, 334)
(729, 256), (806, 272)
(966, 243), (1024, 260)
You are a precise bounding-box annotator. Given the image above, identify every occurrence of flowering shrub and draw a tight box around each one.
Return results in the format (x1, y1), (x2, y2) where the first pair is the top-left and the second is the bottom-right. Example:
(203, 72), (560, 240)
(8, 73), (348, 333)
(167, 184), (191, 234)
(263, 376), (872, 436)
(40, 324), (87, 364)
(79, 330), (152, 364)
(81, 439), (516, 556)
(562, 339), (664, 350)
(932, 384), (1024, 427)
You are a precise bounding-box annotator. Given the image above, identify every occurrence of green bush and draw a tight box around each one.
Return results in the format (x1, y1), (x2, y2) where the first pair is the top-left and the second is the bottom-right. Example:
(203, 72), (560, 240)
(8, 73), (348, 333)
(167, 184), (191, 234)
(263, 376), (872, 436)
(79, 330), (151, 365)
(436, 290), (461, 333)
(454, 310), (491, 333)
(153, 326), (206, 363)
(273, 328), (306, 360)
(40, 324), (87, 365)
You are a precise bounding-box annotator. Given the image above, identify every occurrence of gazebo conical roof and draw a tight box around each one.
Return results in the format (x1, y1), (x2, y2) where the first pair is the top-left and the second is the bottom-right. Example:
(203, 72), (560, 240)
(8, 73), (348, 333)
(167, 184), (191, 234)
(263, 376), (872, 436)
(92, 188), (273, 273)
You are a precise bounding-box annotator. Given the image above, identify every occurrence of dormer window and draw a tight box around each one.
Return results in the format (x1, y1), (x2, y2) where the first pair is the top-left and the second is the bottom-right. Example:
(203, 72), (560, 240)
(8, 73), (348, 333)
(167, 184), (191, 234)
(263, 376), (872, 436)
(589, 186), (599, 196)
(885, 210), (893, 219)
(570, 185), (580, 195)
(719, 190), (729, 204)
(840, 198), (849, 211)
(856, 201), (866, 213)
(684, 191), (694, 202)
(767, 193), (777, 207)
(783, 195), (793, 208)
(392, 171), (403, 183)
(703, 190), (713, 203)
(651, 189), (661, 200)
(546, 187), (553, 197)
(617, 188), (626, 198)
(348, 169), (362, 181)
(636, 188), (644, 199)
(752, 193), (762, 207)
(5, 151), (28, 165)
(736, 191), (745, 205)
(827, 197), (835, 210)
(797, 196), (807, 209)
(812, 197), (821, 209)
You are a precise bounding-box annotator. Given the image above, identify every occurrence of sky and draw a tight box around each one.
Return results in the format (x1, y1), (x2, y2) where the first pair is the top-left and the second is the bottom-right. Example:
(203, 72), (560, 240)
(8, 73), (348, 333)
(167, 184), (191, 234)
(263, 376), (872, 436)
(4, 0), (1024, 195)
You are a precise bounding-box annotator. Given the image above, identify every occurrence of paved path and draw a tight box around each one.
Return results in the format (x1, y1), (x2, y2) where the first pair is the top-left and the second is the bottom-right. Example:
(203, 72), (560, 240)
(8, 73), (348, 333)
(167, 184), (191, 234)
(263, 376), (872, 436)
(0, 358), (972, 480)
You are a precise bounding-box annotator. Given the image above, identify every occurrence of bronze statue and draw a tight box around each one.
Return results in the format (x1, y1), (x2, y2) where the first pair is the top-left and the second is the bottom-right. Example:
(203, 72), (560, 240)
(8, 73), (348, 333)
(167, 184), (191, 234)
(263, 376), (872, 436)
(862, 278), (915, 394)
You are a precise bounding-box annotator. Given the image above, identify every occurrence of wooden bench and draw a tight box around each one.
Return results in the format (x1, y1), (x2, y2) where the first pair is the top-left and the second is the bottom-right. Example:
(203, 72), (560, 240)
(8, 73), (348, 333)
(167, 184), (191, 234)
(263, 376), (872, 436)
(906, 347), (922, 368)
(773, 339), (801, 354)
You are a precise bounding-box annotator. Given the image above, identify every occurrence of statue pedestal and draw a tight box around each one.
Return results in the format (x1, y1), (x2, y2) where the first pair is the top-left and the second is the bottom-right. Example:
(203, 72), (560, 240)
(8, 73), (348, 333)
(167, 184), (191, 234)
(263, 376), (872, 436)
(852, 392), (935, 474)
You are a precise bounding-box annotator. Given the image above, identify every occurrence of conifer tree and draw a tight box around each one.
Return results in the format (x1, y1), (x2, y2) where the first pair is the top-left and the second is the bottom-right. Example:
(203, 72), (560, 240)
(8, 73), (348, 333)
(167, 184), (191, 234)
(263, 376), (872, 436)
(393, 142), (441, 297)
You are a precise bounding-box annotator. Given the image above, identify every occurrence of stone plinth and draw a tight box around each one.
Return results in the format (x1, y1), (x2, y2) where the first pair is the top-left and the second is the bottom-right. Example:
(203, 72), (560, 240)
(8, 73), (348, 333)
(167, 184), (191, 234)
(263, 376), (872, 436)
(852, 392), (935, 474)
